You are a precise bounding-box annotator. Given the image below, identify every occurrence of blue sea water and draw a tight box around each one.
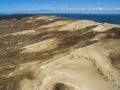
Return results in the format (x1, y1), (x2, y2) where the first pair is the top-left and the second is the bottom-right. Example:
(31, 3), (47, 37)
(0, 13), (120, 24)
(44, 13), (120, 25)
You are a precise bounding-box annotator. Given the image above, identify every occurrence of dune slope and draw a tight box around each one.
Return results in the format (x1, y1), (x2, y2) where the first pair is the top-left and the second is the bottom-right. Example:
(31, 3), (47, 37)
(0, 15), (120, 90)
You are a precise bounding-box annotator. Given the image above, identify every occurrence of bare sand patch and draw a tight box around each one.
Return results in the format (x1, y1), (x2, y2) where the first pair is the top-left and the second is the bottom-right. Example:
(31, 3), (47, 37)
(7, 61), (40, 78)
(39, 20), (72, 29)
(20, 38), (58, 53)
(0, 30), (36, 39)
(11, 30), (36, 36)
(59, 20), (99, 31)
(27, 16), (57, 23)
(93, 23), (120, 32)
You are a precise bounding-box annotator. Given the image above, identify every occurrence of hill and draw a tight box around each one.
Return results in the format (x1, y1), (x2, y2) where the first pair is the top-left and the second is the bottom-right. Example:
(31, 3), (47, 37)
(0, 15), (120, 90)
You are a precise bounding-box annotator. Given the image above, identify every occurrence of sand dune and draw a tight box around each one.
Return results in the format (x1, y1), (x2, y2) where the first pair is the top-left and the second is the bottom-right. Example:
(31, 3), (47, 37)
(0, 15), (120, 90)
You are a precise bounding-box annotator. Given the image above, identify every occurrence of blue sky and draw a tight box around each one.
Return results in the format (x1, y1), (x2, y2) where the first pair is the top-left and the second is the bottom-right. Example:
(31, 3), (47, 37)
(0, 0), (120, 13)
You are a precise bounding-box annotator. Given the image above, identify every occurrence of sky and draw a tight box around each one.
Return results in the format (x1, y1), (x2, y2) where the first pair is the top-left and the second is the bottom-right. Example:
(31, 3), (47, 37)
(0, 0), (120, 14)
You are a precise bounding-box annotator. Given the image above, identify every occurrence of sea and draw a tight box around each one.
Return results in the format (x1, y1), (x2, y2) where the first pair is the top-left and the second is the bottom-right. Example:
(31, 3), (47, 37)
(45, 13), (120, 25)
(0, 13), (120, 24)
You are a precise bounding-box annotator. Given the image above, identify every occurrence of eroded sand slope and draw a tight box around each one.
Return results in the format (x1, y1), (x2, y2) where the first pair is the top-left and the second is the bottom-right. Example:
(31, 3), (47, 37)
(0, 15), (120, 90)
